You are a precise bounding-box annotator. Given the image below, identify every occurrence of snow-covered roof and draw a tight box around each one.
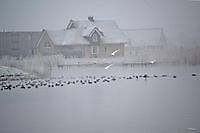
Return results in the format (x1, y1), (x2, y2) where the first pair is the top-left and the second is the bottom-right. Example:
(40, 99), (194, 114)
(123, 28), (167, 47)
(82, 25), (103, 38)
(82, 23), (96, 37)
(47, 20), (128, 45)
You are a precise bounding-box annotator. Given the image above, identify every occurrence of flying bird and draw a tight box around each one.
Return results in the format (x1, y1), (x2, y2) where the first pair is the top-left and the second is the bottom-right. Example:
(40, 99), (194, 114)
(104, 64), (113, 70)
(104, 49), (120, 70)
(111, 49), (120, 56)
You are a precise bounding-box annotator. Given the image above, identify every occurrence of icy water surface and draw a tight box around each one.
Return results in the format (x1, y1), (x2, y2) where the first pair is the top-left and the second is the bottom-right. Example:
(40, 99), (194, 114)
(0, 65), (200, 133)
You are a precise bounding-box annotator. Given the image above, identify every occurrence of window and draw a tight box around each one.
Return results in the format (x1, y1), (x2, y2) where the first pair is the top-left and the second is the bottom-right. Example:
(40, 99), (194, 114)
(91, 46), (98, 57)
(92, 33), (98, 42)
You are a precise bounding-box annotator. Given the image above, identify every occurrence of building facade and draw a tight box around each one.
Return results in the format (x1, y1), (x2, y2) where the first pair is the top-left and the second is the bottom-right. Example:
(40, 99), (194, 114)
(0, 31), (42, 58)
(45, 17), (127, 58)
(0, 18), (168, 59)
(123, 28), (169, 60)
(0, 17), (128, 58)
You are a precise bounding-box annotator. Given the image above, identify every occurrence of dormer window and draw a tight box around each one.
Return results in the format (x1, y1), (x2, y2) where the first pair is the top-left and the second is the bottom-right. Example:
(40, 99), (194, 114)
(92, 33), (99, 42)
(82, 26), (103, 43)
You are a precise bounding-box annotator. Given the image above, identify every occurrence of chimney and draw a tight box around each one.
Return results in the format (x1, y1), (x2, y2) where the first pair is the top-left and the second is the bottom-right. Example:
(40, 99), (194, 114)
(66, 19), (75, 29)
(88, 16), (94, 22)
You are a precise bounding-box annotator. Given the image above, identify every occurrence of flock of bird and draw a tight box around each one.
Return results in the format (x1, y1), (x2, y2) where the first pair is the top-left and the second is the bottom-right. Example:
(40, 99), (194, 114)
(0, 72), (200, 91)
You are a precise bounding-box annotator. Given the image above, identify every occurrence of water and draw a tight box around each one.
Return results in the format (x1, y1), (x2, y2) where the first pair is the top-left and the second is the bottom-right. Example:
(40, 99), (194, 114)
(0, 65), (200, 133)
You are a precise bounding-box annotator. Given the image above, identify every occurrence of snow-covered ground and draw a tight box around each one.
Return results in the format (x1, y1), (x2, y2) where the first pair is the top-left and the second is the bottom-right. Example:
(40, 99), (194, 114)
(0, 66), (28, 75)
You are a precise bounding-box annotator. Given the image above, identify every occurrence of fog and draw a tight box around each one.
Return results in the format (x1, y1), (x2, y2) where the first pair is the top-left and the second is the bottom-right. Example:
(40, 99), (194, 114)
(0, 0), (200, 45)
(1, 0), (200, 133)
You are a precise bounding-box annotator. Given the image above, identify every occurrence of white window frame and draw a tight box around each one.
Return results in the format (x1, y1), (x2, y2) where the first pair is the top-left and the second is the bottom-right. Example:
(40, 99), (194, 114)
(91, 46), (98, 57)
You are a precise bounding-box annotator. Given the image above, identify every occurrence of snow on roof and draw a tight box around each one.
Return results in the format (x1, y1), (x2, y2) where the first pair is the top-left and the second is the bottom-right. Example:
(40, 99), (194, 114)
(47, 20), (128, 45)
(82, 23), (97, 37)
(123, 28), (167, 47)
(81, 22), (104, 38)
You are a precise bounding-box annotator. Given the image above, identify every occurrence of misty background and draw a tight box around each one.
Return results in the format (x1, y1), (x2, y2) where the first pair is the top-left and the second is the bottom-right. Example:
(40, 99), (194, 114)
(0, 0), (200, 46)
(1, 1), (200, 133)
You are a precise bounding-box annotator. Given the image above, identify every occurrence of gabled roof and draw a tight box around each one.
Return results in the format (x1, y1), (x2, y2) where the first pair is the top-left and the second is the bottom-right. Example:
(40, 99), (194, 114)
(82, 25), (103, 38)
(123, 28), (168, 47)
(47, 20), (128, 45)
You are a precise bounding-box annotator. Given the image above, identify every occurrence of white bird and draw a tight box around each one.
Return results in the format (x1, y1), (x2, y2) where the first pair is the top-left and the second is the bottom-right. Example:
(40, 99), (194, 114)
(111, 49), (120, 56)
(150, 59), (157, 64)
(187, 128), (197, 131)
(104, 49), (120, 70)
(188, 0), (200, 2)
(104, 64), (113, 70)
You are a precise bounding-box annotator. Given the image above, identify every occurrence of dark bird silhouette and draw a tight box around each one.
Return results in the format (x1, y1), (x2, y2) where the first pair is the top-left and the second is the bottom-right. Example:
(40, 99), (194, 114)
(143, 74), (148, 78)
(127, 76), (133, 79)
(21, 85), (25, 89)
(173, 75), (177, 78)
(192, 73), (197, 76)
(153, 75), (158, 78)
(161, 74), (167, 77)
(103, 79), (110, 82)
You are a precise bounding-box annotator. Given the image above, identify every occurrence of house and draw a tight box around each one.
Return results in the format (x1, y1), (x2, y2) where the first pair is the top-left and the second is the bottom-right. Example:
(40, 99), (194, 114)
(0, 31), (42, 58)
(122, 28), (169, 58)
(0, 17), (128, 58)
(123, 28), (168, 47)
(42, 17), (128, 58)
(36, 30), (55, 55)
(0, 18), (169, 60)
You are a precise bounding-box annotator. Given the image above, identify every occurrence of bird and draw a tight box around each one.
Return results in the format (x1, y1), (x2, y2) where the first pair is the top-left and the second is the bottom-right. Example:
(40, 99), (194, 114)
(188, 0), (200, 2)
(104, 64), (113, 70)
(143, 74), (148, 79)
(192, 73), (197, 76)
(173, 75), (177, 78)
(161, 74), (167, 77)
(21, 85), (25, 89)
(149, 59), (157, 64)
(187, 128), (197, 131)
(111, 49), (120, 56)
(153, 75), (158, 78)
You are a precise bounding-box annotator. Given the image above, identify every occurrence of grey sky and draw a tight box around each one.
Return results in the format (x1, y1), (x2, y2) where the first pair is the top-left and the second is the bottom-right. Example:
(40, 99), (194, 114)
(0, 0), (200, 44)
